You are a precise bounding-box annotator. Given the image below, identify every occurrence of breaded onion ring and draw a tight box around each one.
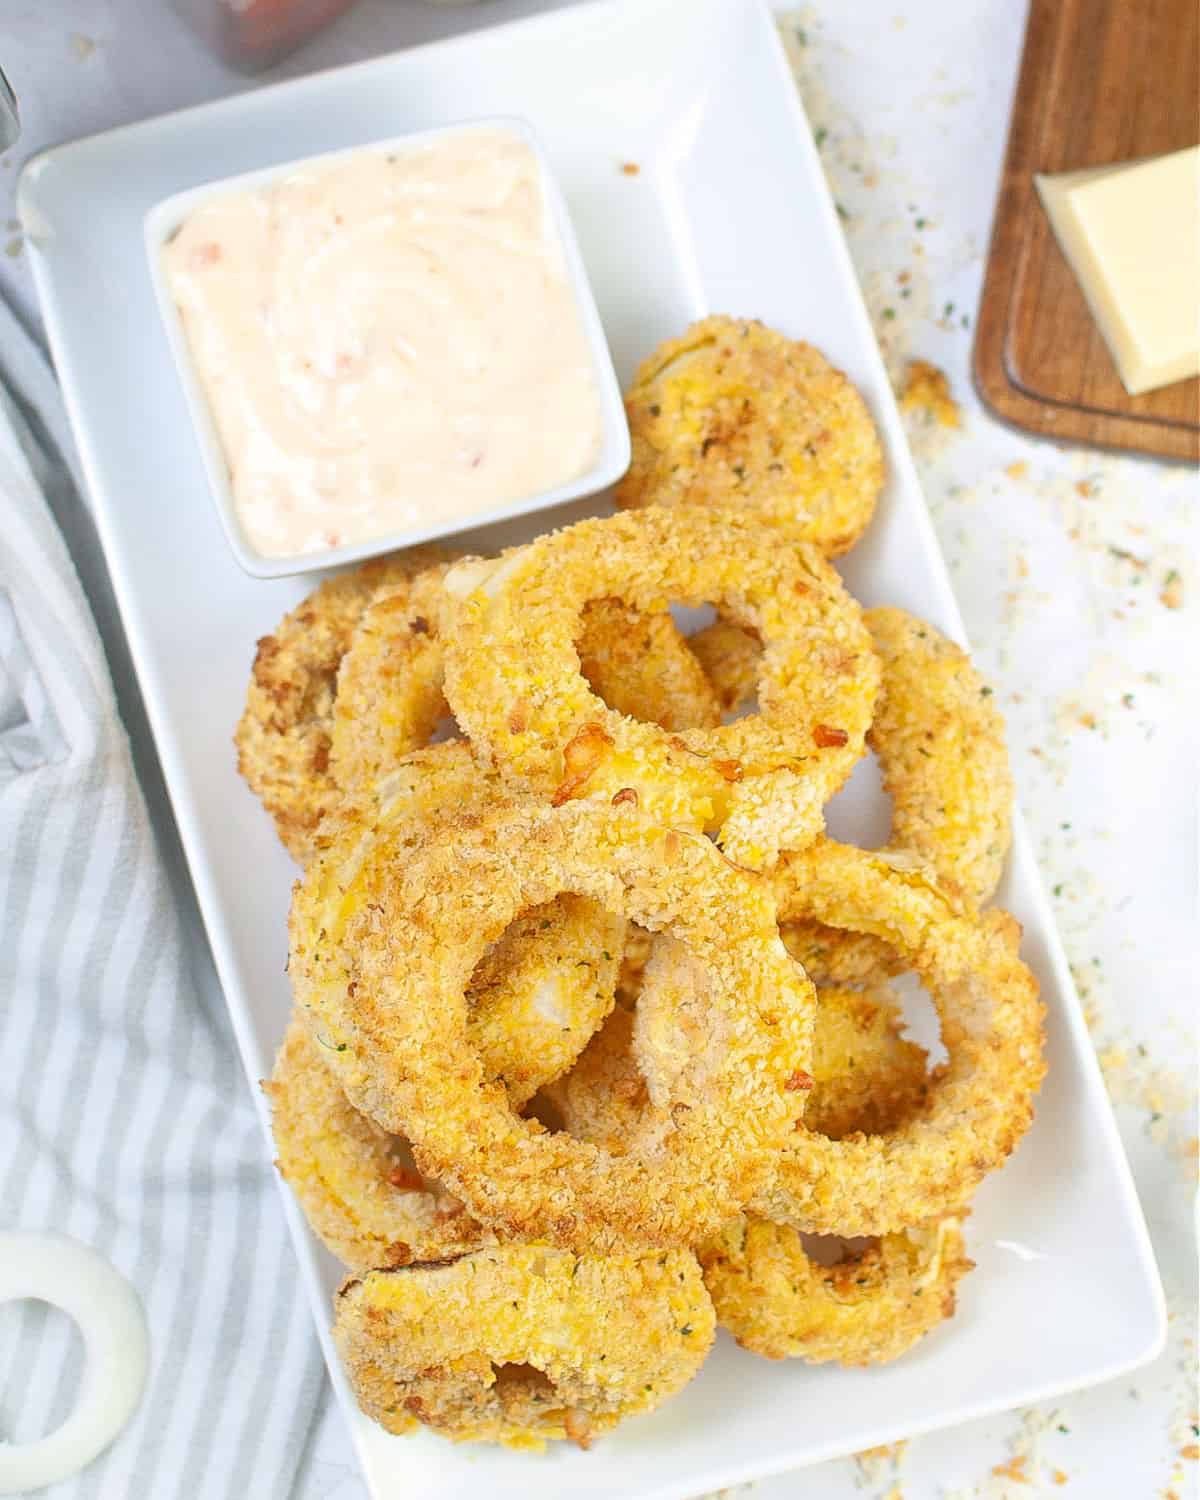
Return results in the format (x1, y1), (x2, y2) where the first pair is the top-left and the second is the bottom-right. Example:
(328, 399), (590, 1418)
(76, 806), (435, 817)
(697, 1214), (972, 1365)
(289, 796), (816, 1251)
(544, 981), (928, 1153)
(333, 1244), (714, 1449)
(326, 563), (456, 801)
(313, 741), (624, 1109)
(689, 607), (1013, 982)
(234, 552), (443, 861)
(755, 840), (1045, 1236)
(239, 554), (718, 863)
(266, 1017), (490, 1271)
(441, 508), (879, 867)
(330, 570), (719, 800)
(615, 316), (884, 556)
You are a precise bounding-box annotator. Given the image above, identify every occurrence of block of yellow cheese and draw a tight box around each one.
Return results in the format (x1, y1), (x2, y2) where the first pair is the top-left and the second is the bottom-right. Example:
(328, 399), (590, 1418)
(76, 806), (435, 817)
(1035, 146), (1200, 396)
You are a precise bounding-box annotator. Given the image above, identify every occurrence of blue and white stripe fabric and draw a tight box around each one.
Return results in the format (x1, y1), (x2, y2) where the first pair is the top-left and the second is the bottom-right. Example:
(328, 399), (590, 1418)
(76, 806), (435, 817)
(0, 299), (323, 1498)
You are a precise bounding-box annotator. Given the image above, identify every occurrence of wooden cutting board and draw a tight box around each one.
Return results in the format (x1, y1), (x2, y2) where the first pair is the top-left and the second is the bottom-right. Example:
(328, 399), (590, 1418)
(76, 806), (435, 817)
(974, 0), (1199, 461)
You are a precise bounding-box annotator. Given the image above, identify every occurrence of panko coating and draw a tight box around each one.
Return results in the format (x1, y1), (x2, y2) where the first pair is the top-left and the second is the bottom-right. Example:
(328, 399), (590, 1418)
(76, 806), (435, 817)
(616, 316), (884, 556)
(234, 552), (443, 861)
(697, 1214), (971, 1365)
(333, 1244), (714, 1449)
(308, 741), (624, 1109)
(442, 507), (879, 868)
(289, 794), (816, 1252)
(689, 605), (1012, 982)
(758, 840), (1045, 1236)
(266, 1017), (490, 1271)
(545, 981), (928, 1155)
(331, 571), (720, 800)
(239, 552), (720, 865)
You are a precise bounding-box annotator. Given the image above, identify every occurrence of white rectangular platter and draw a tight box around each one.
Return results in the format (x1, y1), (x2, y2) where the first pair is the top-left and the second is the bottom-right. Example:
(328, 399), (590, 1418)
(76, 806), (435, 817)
(19, 1), (1164, 1497)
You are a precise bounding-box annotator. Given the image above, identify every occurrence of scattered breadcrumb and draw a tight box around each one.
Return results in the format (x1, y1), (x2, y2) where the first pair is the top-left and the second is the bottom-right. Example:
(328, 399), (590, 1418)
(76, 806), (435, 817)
(901, 359), (961, 429)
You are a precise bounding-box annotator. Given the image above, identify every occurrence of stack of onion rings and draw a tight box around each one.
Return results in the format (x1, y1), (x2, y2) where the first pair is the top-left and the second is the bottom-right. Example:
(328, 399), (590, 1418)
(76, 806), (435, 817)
(290, 793), (816, 1252)
(229, 319), (1047, 1447)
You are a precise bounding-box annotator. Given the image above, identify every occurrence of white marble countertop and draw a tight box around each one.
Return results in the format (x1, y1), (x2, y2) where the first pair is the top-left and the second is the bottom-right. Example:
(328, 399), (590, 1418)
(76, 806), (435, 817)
(1, 3), (1195, 1498)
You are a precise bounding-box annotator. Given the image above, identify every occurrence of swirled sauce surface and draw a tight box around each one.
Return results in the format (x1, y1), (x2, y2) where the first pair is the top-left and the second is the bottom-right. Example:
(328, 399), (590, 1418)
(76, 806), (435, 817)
(164, 128), (604, 558)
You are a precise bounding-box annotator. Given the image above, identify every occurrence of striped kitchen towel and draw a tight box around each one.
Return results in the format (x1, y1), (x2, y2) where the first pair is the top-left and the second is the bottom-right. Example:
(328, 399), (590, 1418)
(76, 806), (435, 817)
(0, 298), (324, 1497)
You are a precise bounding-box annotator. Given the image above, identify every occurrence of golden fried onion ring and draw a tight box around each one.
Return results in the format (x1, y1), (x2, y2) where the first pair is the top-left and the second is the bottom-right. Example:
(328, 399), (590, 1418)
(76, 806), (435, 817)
(442, 508), (879, 868)
(234, 553), (443, 861)
(697, 1214), (972, 1365)
(616, 316), (884, 556)
(314, 741), (624, 1108)
(266, 1017), (491, 1271)
(329, 569), (720, 801)
(755, 841), (1045, 1236)
(543, 980), (928, 1153)
(289, 795), (816, 1251)
(690, 606), (1013, 983)
(333, 1244), (714, 1449)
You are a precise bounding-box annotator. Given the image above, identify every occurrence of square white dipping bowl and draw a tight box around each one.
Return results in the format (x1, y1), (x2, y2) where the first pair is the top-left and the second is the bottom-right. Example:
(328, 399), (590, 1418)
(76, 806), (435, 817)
(144, 117), (631, 579)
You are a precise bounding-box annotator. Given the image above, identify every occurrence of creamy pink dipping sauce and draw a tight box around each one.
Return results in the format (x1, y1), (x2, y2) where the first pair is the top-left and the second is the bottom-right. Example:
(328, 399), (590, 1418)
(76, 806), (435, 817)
(164, 128), (604, 558)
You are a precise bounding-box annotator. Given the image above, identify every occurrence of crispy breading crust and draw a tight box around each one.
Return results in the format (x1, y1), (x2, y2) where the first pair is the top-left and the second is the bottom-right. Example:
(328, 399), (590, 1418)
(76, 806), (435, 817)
(331, 576), (720, 799)
(290, 795), (816, 1252)
(697, 1214), (972, 1365)
(333, 1245), (714, 1449)
(758, 841), (1045, 1236)
(234, 553), (443, 861)
(266, 1017), (491, 1271)
(544, 983), (928, 1154)
(239, 554), (720, 863)
(327, 563), (456, 801)
(309, 741), (624, 1108)
(441, 508), (879, 868)
(689, 606), (1013, 982)
(615, 317), (884, 556)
